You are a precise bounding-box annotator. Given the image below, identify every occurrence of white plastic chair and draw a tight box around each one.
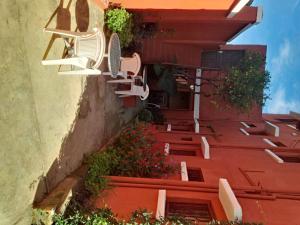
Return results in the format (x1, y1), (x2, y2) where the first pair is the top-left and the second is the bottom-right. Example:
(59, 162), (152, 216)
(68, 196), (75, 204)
(120, 52), (141, 77)
(41, 27), (106, 75)
(107, 67), (149, 100)
(103, 52), (141, 78)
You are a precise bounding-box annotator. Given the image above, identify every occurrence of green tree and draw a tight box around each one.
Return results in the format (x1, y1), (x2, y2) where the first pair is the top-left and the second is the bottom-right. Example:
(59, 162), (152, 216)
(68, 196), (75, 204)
(153, 52), (271, 113)
(217, 51), (271, 112)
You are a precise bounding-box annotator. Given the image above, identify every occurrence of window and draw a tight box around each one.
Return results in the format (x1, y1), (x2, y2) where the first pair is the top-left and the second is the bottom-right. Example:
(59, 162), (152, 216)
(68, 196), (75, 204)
(241, 122), (256, 128)
(278, 155), (300, 163)
(181, 137), (193, 141)
(166, 201), (214, 222)
(187, 169), (204, 182)
(275, 153), (300, 163)
(272, 141), (286, 147)
(263, 138), (286, 147)
(172, 125), (193, 131)
(248, 130), (268, 136)
(277, 118), (299, 123)
(170, 149), (196, 156)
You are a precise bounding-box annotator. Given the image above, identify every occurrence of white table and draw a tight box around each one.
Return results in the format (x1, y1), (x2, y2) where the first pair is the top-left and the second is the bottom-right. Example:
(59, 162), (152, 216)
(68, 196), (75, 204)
(105, 33), (121, 78)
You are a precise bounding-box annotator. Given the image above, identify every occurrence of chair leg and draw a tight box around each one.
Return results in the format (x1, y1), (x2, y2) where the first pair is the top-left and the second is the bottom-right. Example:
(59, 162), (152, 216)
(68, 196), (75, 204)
(43, 28), (94, 38)
(115, 90), (133, 96)
(41, 57), (88, 69)
(119, 94), (131, 98)
(58, 68), (101, 75)
(102, 71), (126, 77)
(107, 79), (133, 83)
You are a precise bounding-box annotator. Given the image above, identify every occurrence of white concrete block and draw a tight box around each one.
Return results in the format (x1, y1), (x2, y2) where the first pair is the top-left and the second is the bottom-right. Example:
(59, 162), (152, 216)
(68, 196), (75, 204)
(181, 161), (188, 181)
(201, 136), (210, 159)
(240, 128), (250, 136)
(219, 178), (242, 222)
(264, 149), (284, 163)
(164, 143), (170, 155)
(156, 190), (166, 220)
(265, 121), (280, 137)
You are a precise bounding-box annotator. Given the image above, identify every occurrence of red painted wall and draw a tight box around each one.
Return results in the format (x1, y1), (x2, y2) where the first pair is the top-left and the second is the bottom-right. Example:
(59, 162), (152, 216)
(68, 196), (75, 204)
(134, 7), (258, 66)
(109, 0), (239, 10)
(94, 117), (300, 224)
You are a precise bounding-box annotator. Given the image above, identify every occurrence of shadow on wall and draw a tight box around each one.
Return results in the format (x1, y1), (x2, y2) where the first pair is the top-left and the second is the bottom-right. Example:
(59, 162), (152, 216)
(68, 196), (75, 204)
(42, 0), (90, 61)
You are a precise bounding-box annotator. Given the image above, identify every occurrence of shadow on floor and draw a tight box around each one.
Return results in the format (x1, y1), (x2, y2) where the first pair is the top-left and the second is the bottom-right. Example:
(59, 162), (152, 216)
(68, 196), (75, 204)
(42, 0), (90, 60)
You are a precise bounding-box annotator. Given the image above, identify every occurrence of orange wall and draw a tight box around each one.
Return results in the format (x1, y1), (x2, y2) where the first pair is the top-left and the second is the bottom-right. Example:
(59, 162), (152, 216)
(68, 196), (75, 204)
(139, 8), (259, 65)
(109, 0), (239, 10)
(94, 117), (300, 224)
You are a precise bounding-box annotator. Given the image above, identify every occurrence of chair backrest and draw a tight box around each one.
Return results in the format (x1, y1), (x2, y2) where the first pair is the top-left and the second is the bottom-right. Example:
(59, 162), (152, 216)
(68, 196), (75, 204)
(120, 53), (141, 76)
(74, 28), (106, 68)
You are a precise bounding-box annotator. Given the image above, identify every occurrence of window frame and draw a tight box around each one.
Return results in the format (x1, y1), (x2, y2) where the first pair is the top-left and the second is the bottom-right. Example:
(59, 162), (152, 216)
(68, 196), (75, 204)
(165, 199), (215, 223)
(187, 168), (204, 182)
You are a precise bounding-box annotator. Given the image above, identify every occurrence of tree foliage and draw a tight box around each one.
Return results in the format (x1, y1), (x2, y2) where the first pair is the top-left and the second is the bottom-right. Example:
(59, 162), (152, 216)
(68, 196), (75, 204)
(151, 52), (270, 112)
(218, 52), (271, 112)
(105, 7), (134, 48)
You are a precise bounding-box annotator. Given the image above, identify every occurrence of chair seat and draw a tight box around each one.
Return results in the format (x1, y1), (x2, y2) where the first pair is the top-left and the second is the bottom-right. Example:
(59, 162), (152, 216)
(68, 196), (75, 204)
(42, 27), (106, 75)
(76, 36), (99, 61)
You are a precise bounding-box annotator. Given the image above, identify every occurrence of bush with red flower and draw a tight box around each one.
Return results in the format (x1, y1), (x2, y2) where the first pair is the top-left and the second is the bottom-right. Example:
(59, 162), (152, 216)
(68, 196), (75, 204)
(85, 122), (177, 194)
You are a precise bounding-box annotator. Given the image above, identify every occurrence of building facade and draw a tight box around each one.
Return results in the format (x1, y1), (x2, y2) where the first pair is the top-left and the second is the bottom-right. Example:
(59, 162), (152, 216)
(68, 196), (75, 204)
(93, 1), (300, 224)
(94, 112), (300, 225)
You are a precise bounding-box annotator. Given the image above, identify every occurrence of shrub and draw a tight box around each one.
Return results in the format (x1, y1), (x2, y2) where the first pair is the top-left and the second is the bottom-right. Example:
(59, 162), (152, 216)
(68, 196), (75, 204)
(105, 8), (134, 48)
(138, 108), (166, 125)
(208, 220), (263, 225)
(138, 109), (153, 122)
(85, 123), (177, 194)
(84, 148), (119, 194)
(32, 208), (53, 225)
(53, 208), (119, 225)
(52, 208), (189, 225)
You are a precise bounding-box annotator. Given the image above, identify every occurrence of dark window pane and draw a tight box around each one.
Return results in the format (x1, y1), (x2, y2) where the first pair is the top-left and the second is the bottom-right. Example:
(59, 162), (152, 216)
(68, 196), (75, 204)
(248, 130), (268, 136)
(170, 150), (196, 156)
(272, 141), (286, 147)
(277, 118), (299, 123)
(278, 155), (300, 163)
(166, 202), (213, 222)
(188, 169), (204, 182)
(181, 137), (193, 141)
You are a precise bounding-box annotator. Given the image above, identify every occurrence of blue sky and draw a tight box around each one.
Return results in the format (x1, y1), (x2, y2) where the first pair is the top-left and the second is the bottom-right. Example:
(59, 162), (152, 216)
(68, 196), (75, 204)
(231, 0), (300, 114)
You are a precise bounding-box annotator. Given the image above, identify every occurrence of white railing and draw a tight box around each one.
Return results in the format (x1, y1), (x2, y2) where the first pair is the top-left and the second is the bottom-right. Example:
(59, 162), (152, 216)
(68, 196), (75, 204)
(194, 118), (200, 133)
(193, 69), (201, 133)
